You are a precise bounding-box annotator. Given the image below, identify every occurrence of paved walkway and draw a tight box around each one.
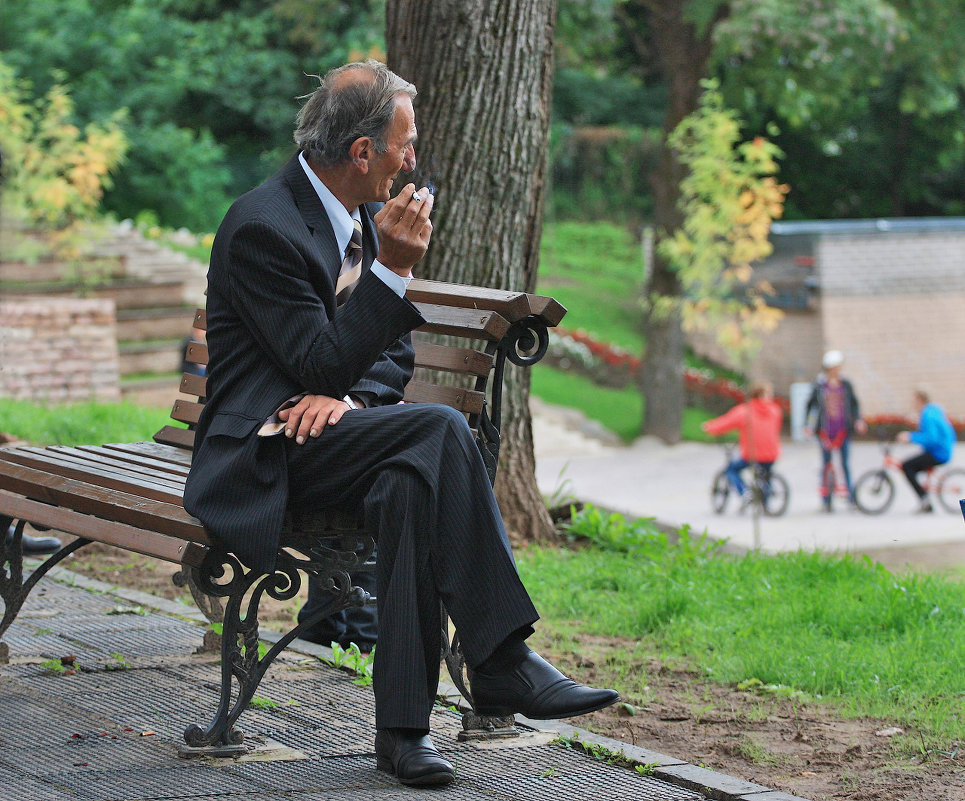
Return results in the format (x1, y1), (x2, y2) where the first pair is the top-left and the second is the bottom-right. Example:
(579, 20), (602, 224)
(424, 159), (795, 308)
(532, 399), (965, 561)
(0, 566), (814, 801)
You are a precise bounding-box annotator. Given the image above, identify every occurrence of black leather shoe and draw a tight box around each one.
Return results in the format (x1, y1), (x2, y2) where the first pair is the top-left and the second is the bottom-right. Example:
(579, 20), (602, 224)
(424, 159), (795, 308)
(5, 526), (62, 556)
(470, 651), (620, 720)
(375, 729), (454, 787)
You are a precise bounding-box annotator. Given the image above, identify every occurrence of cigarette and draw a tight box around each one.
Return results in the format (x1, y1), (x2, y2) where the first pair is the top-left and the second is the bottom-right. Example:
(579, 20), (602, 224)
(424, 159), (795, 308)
(412, 192), (423, 202)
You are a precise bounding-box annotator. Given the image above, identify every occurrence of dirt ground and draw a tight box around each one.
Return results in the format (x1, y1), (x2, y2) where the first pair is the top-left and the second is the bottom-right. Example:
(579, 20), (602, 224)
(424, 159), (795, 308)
(47, 536), (965, 801)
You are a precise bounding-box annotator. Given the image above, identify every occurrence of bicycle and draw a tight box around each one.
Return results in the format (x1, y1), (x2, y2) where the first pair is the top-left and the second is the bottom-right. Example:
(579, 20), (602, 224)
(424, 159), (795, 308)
(852, 440), (965, 514)
(818, 431), (854, 512)
(710, 444), (790, 517)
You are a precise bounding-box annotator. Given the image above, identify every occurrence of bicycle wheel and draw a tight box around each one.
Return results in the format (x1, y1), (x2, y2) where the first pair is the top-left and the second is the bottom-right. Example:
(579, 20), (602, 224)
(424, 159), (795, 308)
(935, 467), (965, 513)
(853, 470), (895, 515)
(761, 472), (790, 517)
(821, 463), (835, 512)
(711, 470), (730, 514)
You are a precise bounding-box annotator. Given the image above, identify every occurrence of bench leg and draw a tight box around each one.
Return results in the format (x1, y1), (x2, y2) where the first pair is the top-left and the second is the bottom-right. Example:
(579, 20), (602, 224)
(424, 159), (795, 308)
(179, 546), (368, 757)
(442, 622), (518, 740)
(171, 566), (224, 654)
(0, 518), (90, 664)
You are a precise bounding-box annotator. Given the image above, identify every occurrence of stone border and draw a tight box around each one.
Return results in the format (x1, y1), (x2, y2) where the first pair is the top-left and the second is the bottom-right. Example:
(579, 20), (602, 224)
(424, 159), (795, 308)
(43, 562), (812, 801)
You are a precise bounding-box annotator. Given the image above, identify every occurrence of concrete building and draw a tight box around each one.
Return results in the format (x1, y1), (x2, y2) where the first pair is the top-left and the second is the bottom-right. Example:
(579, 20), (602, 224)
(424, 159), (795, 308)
(688, 217), (965, 422)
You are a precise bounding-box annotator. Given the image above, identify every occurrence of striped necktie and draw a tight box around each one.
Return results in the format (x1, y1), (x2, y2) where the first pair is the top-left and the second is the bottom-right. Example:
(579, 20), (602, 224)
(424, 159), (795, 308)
(335, 219), (363, 306)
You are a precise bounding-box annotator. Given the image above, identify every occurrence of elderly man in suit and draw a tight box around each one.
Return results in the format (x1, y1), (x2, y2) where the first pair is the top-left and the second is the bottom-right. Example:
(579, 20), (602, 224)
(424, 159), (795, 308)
(183, 60), (618, 788)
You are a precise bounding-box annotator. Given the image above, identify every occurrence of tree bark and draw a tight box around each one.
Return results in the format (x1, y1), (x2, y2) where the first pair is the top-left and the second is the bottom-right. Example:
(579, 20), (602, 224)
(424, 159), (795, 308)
(385, 0), (559, 544)
(636, 0), (726, 443)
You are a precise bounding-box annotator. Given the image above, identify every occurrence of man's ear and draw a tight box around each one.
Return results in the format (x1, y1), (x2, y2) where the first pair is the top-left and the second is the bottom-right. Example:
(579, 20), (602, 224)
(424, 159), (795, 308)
(349, 137), (372, 173)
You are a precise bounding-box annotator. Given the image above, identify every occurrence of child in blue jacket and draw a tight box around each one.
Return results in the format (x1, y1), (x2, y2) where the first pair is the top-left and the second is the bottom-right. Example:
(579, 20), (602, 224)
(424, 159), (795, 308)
(897, 389), (957, 512)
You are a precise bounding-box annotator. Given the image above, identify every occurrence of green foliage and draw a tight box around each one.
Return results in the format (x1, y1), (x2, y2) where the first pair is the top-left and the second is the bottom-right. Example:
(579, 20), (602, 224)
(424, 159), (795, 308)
(518, 524), (965, 740)
(564, 504), (723, 561)
(714, 0), (904, 128)
(322, 642), (375, 686)
(0, 399), (174, 446)
(107, 122), (231, 233)
(249, 696), (280, 710)
(40, 658), (67, 674)
(714, 0), (965, 218)
(658, 79), (787, 363)
(0, 0), (384, 229)
(0, 56), (126, 257)
(549, 123), (658, 225)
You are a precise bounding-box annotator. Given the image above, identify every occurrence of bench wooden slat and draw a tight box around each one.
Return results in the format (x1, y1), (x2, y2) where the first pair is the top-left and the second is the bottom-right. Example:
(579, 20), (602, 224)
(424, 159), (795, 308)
(180, 372), (207, 398)
(184, 341), (208, 365)
(0, 460), (205, 543)
(413, 304), (509, 341)
(102, 442), (193, 468)
(171, 399), (203, 425)
(413, 340), (493, 378)
(49, 445), (190, 480)
(0, 492), (207, 567)
(194, 308), (206, 330)
(524, 293), (567, 327)
(403, 381), (485, 415)
(16, 445), (187, 491)
(0, 449), (185, 504)
(153, 426), (197, 450)
(71, 445), (191, 477)
(406, 279), (531, 323)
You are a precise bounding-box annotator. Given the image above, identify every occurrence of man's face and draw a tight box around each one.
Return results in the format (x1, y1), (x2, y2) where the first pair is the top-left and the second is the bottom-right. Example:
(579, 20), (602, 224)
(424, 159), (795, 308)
(366, 95), (417, 202)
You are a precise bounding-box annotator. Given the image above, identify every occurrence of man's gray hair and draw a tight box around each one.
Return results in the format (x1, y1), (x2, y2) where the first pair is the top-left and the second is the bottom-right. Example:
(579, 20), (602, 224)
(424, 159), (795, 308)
(294, 60), (417, 168)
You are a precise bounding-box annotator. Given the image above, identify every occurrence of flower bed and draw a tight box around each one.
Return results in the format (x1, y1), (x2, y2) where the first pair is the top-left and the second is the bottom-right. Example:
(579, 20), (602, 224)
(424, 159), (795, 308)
(546, 329), (965, 438)
(547, 327), (790, 415)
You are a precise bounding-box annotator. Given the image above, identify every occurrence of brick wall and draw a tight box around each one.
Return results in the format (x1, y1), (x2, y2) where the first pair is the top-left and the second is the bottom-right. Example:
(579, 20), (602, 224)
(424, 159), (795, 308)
(688, 309), (824, 395)
(686, 221), (965, 420)
(818, 229), (965, 418)
(0, 298), (121, 402)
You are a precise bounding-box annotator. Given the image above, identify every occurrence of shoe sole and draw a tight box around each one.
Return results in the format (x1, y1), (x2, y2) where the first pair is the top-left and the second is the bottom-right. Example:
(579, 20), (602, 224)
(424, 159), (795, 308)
(474, 693), (621, 720)
(376, 756), (455, 787)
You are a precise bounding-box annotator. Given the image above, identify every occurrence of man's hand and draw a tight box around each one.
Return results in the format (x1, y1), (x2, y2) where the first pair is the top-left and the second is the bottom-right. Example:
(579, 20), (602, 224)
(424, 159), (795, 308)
(374, 183), (433, 276)
(855, 419), (868, 435)
(278, 394), (353, 444)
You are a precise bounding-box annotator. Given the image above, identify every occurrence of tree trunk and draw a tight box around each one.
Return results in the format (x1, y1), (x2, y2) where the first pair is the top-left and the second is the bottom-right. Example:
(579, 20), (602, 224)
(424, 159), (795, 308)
(385, 0), (559, 544)
(637, 0), (726, 443)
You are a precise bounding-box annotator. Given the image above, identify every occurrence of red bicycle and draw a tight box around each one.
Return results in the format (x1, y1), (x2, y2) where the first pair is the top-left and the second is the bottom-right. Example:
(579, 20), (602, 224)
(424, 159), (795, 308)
(818, 431), (853, 511)
(852, 440), (965, 514)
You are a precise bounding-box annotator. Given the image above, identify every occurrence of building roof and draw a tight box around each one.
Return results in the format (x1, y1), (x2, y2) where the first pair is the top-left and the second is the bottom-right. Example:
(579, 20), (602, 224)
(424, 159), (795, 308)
(771, 217), (965, 236)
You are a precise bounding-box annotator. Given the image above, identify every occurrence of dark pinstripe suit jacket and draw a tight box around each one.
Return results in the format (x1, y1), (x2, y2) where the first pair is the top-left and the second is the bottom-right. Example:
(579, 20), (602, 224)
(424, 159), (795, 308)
(183, 154), (426, 574)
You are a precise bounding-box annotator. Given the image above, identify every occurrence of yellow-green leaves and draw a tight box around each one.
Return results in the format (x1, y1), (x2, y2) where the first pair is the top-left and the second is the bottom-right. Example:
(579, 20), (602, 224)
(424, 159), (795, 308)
(657, 78), (788, 363)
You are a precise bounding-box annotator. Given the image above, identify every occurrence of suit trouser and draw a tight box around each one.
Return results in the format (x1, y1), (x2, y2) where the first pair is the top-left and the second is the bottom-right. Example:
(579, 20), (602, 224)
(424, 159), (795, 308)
(298, 562), (378, 651)
(901, 451), (942, 499)
(285, 403), (539, 730)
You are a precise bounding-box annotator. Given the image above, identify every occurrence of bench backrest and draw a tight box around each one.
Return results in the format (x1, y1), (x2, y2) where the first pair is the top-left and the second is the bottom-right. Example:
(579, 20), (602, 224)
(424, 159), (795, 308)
(153, 280), (565, 465)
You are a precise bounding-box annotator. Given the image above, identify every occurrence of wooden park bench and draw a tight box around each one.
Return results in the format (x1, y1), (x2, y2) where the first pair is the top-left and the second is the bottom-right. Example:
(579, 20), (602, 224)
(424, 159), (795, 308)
(0, 279), (565, 756)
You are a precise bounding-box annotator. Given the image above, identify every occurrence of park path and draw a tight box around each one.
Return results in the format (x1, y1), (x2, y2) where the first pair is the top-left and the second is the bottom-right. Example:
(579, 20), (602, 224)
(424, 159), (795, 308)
(531, 399), (965, 568)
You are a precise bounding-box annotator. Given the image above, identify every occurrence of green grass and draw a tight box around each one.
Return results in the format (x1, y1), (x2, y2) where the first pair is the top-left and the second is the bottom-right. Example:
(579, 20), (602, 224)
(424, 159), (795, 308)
(519, 507), (965, 744)
(537, 220), (645, 352)
(532, 363), (726, 444)
(0, 399), (176, 446)
(532, 364), (641, 442)
(535, 221), (744, 442)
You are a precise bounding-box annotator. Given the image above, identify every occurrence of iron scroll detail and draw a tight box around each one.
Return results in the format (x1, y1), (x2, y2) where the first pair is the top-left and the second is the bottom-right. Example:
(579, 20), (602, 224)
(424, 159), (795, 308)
(180, 533), (374, 756)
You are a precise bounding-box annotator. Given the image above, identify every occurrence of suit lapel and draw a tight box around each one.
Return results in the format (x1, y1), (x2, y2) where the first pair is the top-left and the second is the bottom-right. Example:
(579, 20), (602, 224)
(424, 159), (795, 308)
(360, 202), (381, 270)
(283, 154), (341, 277)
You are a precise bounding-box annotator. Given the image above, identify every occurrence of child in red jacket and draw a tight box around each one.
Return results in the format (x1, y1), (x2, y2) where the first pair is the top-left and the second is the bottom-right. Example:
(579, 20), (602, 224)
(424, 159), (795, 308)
(702, 381), (783, 500)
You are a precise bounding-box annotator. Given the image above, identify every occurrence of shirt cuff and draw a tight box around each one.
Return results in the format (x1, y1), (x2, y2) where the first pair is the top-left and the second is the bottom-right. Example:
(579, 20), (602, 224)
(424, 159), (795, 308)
(371, 261), (412, 297)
